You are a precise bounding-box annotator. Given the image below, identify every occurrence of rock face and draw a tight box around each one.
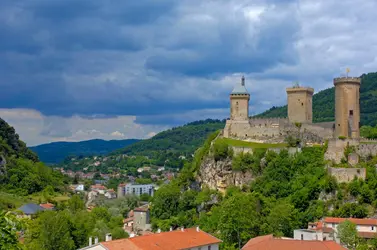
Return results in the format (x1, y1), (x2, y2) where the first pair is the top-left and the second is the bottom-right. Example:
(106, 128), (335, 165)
(197, 156), (254, 193)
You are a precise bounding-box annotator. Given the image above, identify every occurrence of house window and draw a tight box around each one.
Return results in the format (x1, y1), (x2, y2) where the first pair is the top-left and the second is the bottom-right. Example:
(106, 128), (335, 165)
(301, 234), (304, 240)
(208, 246), (211, 250)
(372, 226), (375, 231)
(198, 247), (202, 250)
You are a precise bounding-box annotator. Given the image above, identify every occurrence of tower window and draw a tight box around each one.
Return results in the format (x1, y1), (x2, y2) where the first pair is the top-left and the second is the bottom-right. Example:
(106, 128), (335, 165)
(349, 110), (354, 116)
(338, 124), (340, 126)
(301, 103), (304, 106)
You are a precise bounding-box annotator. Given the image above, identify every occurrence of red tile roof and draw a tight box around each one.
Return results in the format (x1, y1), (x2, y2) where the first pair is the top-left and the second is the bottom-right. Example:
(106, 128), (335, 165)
(101, 228), (221, 250)
(123, 217), (133, 223)
(39, 203), (55, 209)
(324, 217), (377, 226)
(242, 235), (346, 250)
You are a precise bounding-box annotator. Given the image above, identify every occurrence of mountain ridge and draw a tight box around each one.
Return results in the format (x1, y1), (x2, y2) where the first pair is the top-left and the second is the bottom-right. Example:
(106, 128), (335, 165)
(30, 138), (140, 164)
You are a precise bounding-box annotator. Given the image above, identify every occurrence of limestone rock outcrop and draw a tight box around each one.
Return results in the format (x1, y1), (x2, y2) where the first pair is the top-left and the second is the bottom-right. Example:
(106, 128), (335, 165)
(197, 156), (254, 193)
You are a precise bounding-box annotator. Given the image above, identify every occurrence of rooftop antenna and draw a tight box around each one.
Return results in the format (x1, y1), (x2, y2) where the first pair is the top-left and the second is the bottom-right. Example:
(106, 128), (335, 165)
(293, 81), (299, 88)
(346, 68), (350, 78)
(241, 75), (245, 86)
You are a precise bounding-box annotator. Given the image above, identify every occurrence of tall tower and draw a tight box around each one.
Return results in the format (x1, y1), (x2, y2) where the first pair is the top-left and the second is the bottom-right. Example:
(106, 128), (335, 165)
(334, 77), (361, 138)
(230, 76), (250, 120)
(286, 86), (314, 124)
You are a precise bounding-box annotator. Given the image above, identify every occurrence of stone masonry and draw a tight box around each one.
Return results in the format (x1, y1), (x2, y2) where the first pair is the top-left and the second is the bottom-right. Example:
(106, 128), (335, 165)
(286, 86), (314, 124)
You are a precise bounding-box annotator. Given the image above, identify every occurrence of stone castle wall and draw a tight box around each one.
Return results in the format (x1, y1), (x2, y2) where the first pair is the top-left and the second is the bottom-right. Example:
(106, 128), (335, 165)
(328, 167), (366, 183)
(286, 87), (314, 124)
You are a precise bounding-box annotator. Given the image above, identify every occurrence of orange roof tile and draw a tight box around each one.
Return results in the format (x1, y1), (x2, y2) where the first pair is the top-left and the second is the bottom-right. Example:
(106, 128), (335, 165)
(101, 228), (221, 250)
(102, 239), (139, 250)
(39, 203), (55, 209)
(324, 217), (377, 226)
(242, 235), (346, 250)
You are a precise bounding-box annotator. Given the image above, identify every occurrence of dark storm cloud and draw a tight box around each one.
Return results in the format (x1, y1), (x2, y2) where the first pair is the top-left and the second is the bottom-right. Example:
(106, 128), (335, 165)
(0, 0), (301, 117)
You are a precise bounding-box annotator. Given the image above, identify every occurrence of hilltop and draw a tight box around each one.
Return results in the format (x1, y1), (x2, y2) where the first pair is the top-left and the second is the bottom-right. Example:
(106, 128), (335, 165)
(257, 72), (377, 126)
(30, 138), (140, 164)
(112, 119), (225, 158)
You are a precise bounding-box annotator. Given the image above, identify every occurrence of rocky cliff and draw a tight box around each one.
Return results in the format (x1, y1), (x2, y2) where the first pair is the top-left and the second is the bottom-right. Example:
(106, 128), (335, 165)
(197, 156), (254, 193)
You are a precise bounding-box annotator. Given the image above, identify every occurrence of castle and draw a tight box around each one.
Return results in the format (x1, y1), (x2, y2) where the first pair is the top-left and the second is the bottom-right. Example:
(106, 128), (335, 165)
(223, 76), (361, 144)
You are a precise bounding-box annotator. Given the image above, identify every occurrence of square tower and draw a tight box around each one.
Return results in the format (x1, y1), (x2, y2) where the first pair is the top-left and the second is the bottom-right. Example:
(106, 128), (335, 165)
(286, 87), (314, 124)
(334, 77), (361, 138)
(230, 76), (250, 121)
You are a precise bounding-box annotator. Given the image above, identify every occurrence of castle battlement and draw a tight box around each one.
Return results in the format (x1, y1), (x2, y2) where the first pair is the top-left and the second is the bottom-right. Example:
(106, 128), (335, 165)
(286, 87), (314, 94)
(333, 77), (361, 84)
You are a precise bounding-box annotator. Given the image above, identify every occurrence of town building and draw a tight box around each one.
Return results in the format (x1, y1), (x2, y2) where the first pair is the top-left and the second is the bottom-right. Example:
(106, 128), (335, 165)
(91, 184), (106, 195)
(80, 227), (221, 250)
(117, 183), (154, 198)
(133, 204), (151, 232)
(299, 217), (377, 241)
(242, 234), (345, 250)
(104, 189), (116, 199)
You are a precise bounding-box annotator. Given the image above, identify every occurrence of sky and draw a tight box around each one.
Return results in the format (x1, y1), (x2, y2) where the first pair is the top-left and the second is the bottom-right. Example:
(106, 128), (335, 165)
(1, 0), (377, 146)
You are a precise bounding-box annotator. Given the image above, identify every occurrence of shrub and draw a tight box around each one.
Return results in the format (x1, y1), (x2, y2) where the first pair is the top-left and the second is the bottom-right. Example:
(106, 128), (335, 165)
(213, 139), (233, 161)
(285, 135), (300, 147)
(338, 136), (347, 140)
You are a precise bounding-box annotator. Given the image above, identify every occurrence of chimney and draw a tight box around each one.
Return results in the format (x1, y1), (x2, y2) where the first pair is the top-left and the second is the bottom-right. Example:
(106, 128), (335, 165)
(196, 226), (200, 232)
(157, 228), (161, 233)
(105, 233), (112, 242)
(181, 226), (184, 232)
(94, 237), (99, 244)
(169, 227), (173, 232)
(89, 237), (92, 246)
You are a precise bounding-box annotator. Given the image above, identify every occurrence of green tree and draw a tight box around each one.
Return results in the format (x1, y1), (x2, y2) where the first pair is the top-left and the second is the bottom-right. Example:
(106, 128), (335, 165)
(150, 184), (181, 220)
(68, 195), (85, 213)
(216, 193), (260, 248)
(0, 210), (22, 250)
(337, 220), (359, 250)
(26, 211), (75, 250)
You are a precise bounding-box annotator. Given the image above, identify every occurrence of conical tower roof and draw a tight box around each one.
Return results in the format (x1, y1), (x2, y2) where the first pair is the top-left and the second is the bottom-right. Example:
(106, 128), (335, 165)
(231, 76), (249, 95)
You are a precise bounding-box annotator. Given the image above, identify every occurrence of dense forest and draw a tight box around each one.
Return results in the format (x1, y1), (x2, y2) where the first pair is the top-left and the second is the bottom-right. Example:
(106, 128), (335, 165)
(114, 119), (225, 157)
(257, 72), (377, 126)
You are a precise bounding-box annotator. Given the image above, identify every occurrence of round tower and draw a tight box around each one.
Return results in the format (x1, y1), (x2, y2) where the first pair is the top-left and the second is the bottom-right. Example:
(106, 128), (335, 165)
(230, 76), (250, 121)
(334, 77), (361, 138)
(286, 86), (314, 124)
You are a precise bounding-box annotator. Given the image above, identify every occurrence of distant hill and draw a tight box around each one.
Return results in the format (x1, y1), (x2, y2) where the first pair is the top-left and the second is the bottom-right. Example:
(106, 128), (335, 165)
(112, 119), (225, 158)
(257, 72), (377, 126)
(30, 139), (140, 164)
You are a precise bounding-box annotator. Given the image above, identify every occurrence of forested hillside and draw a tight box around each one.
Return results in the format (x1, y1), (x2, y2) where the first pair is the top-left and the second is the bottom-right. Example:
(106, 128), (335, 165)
(113, 119), (225, 158)
(30, 138), (140, 164)
(0, 118), (67, 201)
(150, 132), (377, 249)
(257, 72), (377, 126)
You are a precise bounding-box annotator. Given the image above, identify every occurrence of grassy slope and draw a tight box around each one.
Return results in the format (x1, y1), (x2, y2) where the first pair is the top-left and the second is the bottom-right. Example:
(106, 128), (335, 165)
(256, 72), (377, 126)
(219, 138), (287, 148)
